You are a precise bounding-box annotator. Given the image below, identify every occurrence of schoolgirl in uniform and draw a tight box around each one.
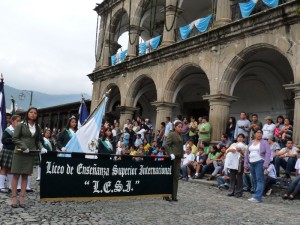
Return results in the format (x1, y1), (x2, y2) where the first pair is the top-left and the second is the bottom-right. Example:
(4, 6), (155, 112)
(0, 115), (21, 193)
(56, 116), (78, 151)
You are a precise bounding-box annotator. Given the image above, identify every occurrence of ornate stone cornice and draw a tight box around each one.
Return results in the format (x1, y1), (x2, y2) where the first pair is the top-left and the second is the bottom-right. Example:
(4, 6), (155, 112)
(283, 83), (300, 91)
(89, 1), (300, 82)
(151, 101), (178, 108)
(202, 93), (238, 106)
(116, 106), (139, 113)
(94, 0), (122, 16)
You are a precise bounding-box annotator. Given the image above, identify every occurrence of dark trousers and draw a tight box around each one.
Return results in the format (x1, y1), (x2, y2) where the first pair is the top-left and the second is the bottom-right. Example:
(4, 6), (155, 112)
(172, 159), (181, 199)
(199, 163), (214, 178)
(264, 176), (277, 192)
(229, 169), (243, 194)
(286, 176), (300, 196)
(274, 157), (296, 178)
(189, 135), (198, 146)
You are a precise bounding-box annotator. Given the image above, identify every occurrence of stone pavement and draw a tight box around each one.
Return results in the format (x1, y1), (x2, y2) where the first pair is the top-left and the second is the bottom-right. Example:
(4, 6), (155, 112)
(0, 169), (300, 225)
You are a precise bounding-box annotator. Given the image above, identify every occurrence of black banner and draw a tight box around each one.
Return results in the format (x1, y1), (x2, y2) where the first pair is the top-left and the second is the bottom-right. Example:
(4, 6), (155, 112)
(40, 153), (173, 201)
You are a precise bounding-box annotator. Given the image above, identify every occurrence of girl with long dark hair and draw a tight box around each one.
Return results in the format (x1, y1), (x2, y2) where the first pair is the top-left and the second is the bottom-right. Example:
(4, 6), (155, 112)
(56, 116), (78, 151)
(11, 107), (46, 208)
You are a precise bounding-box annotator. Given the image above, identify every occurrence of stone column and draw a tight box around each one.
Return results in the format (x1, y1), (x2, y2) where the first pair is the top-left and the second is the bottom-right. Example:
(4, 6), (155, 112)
(95, 16), (105, 69)
(127, 25), (144, 60)
(100, 40), (122, 68)
(293, 89), (300, 146)
(117, 106), (138, 128)
(203, 94), (238, 142)
(215, 0), (232, 27)
(284, 83), (300, 146)
(160, 0), (182, 48)
(151, 102), (178, 131)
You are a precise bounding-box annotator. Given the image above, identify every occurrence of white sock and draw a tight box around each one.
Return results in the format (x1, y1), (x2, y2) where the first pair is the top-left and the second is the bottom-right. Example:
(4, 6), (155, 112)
(26, 176), (32, 190)
(195, 173), (198, 176)
(17, 176), (22, 189)
(0, 175), (6, 189)
(37, 166), (41, 180)
(7, 174), (13, 189)
(188, 175), (191, 178)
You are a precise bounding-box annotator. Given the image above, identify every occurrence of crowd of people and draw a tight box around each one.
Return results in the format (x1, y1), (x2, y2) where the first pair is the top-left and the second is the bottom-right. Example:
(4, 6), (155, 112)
(0, 110), (299, 207)
(95, 113), (300, 203)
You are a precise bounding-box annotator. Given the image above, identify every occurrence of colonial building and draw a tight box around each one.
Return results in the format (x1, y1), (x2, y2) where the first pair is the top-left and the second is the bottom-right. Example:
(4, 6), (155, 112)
(88, 0), (300, 144)
(17, 100), (91, 131)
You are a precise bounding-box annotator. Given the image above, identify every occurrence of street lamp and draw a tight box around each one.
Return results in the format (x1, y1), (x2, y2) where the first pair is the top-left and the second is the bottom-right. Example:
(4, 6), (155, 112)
(19, 90), (33, 108)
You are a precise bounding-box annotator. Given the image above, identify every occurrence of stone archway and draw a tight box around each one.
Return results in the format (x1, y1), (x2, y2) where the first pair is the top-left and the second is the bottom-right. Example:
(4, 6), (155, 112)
(103, 83), (121, 123)
(220, 44), (294, 120)
(164, 63), (210, 119)
(126, 75), (157, 124)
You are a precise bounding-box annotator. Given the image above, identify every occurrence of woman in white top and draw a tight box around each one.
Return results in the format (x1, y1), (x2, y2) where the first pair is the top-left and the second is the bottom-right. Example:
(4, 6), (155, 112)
(244, 129), (271, 203)
(262, 116), (276, 140)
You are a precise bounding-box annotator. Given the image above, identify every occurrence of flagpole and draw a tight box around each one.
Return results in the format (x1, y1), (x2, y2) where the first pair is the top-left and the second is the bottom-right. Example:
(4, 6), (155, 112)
(82, 89), (111, 126)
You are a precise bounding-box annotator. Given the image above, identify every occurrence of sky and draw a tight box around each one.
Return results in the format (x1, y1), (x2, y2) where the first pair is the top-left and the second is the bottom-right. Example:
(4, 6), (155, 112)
(0, 0), (107, 95)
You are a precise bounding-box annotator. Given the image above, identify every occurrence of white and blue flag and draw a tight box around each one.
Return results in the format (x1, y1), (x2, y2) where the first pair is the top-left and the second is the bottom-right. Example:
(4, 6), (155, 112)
(64, 97), (108, 155)
(78, 98), (89, 129)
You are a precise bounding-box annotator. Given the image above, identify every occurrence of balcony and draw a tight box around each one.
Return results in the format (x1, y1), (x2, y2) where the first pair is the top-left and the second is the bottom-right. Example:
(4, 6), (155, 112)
(89, 0), (299, 81)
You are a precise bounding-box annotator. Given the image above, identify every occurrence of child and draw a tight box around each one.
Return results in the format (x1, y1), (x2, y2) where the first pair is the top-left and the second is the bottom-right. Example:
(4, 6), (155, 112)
(157, 147), (165, 161)
(150, 148), (158, 161)
(264, 162), (277, 196)
(134, 134), (143, 148)
(217, 169), (230, 190)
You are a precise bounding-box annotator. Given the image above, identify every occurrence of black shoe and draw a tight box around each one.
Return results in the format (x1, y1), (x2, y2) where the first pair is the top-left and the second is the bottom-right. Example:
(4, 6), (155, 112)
(172, 198), (178, 202)
(227, 193), (235, 197)
(235, 193), (242, 198)
(26, 189), (34, 193)
(163, 197), (172, 201)
(219, 185), (225, 190)
(282, 194), (288, 200)
(182, 177), (189, 181)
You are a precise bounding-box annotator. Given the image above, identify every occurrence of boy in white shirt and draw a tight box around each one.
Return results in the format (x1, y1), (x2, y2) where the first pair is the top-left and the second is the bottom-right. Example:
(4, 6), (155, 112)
(180, 147), (195, 181)
(264, 162), (277, 196)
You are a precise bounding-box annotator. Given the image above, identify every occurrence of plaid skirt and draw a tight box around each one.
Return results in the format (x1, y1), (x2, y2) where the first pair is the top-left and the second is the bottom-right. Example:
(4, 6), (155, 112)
(0, 148), (14, 168)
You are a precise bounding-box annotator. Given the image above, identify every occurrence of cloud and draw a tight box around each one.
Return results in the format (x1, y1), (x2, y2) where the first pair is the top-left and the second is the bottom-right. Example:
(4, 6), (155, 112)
(0, 0), (100, 95)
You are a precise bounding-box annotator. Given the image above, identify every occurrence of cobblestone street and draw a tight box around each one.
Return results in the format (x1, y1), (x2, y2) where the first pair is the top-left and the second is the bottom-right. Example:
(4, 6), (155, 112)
(1, 170), (300, 225)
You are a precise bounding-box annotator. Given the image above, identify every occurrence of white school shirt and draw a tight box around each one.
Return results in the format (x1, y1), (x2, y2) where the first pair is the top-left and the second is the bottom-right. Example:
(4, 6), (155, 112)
(267, 164), (277, 179)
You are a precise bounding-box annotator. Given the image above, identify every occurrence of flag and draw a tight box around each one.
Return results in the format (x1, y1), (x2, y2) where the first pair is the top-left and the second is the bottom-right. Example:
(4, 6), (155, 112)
(0, 75), (7, 149)
(11, 96), (16, 115)
(78, 97), (89, 129)
(64, 97), (108, 154)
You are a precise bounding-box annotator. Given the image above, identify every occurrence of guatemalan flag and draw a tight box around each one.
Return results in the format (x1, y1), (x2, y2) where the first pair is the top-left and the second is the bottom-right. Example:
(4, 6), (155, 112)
(78, 98), (89, 129)
(0, 75), (7, 149)
(64, 97), (108, 156)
